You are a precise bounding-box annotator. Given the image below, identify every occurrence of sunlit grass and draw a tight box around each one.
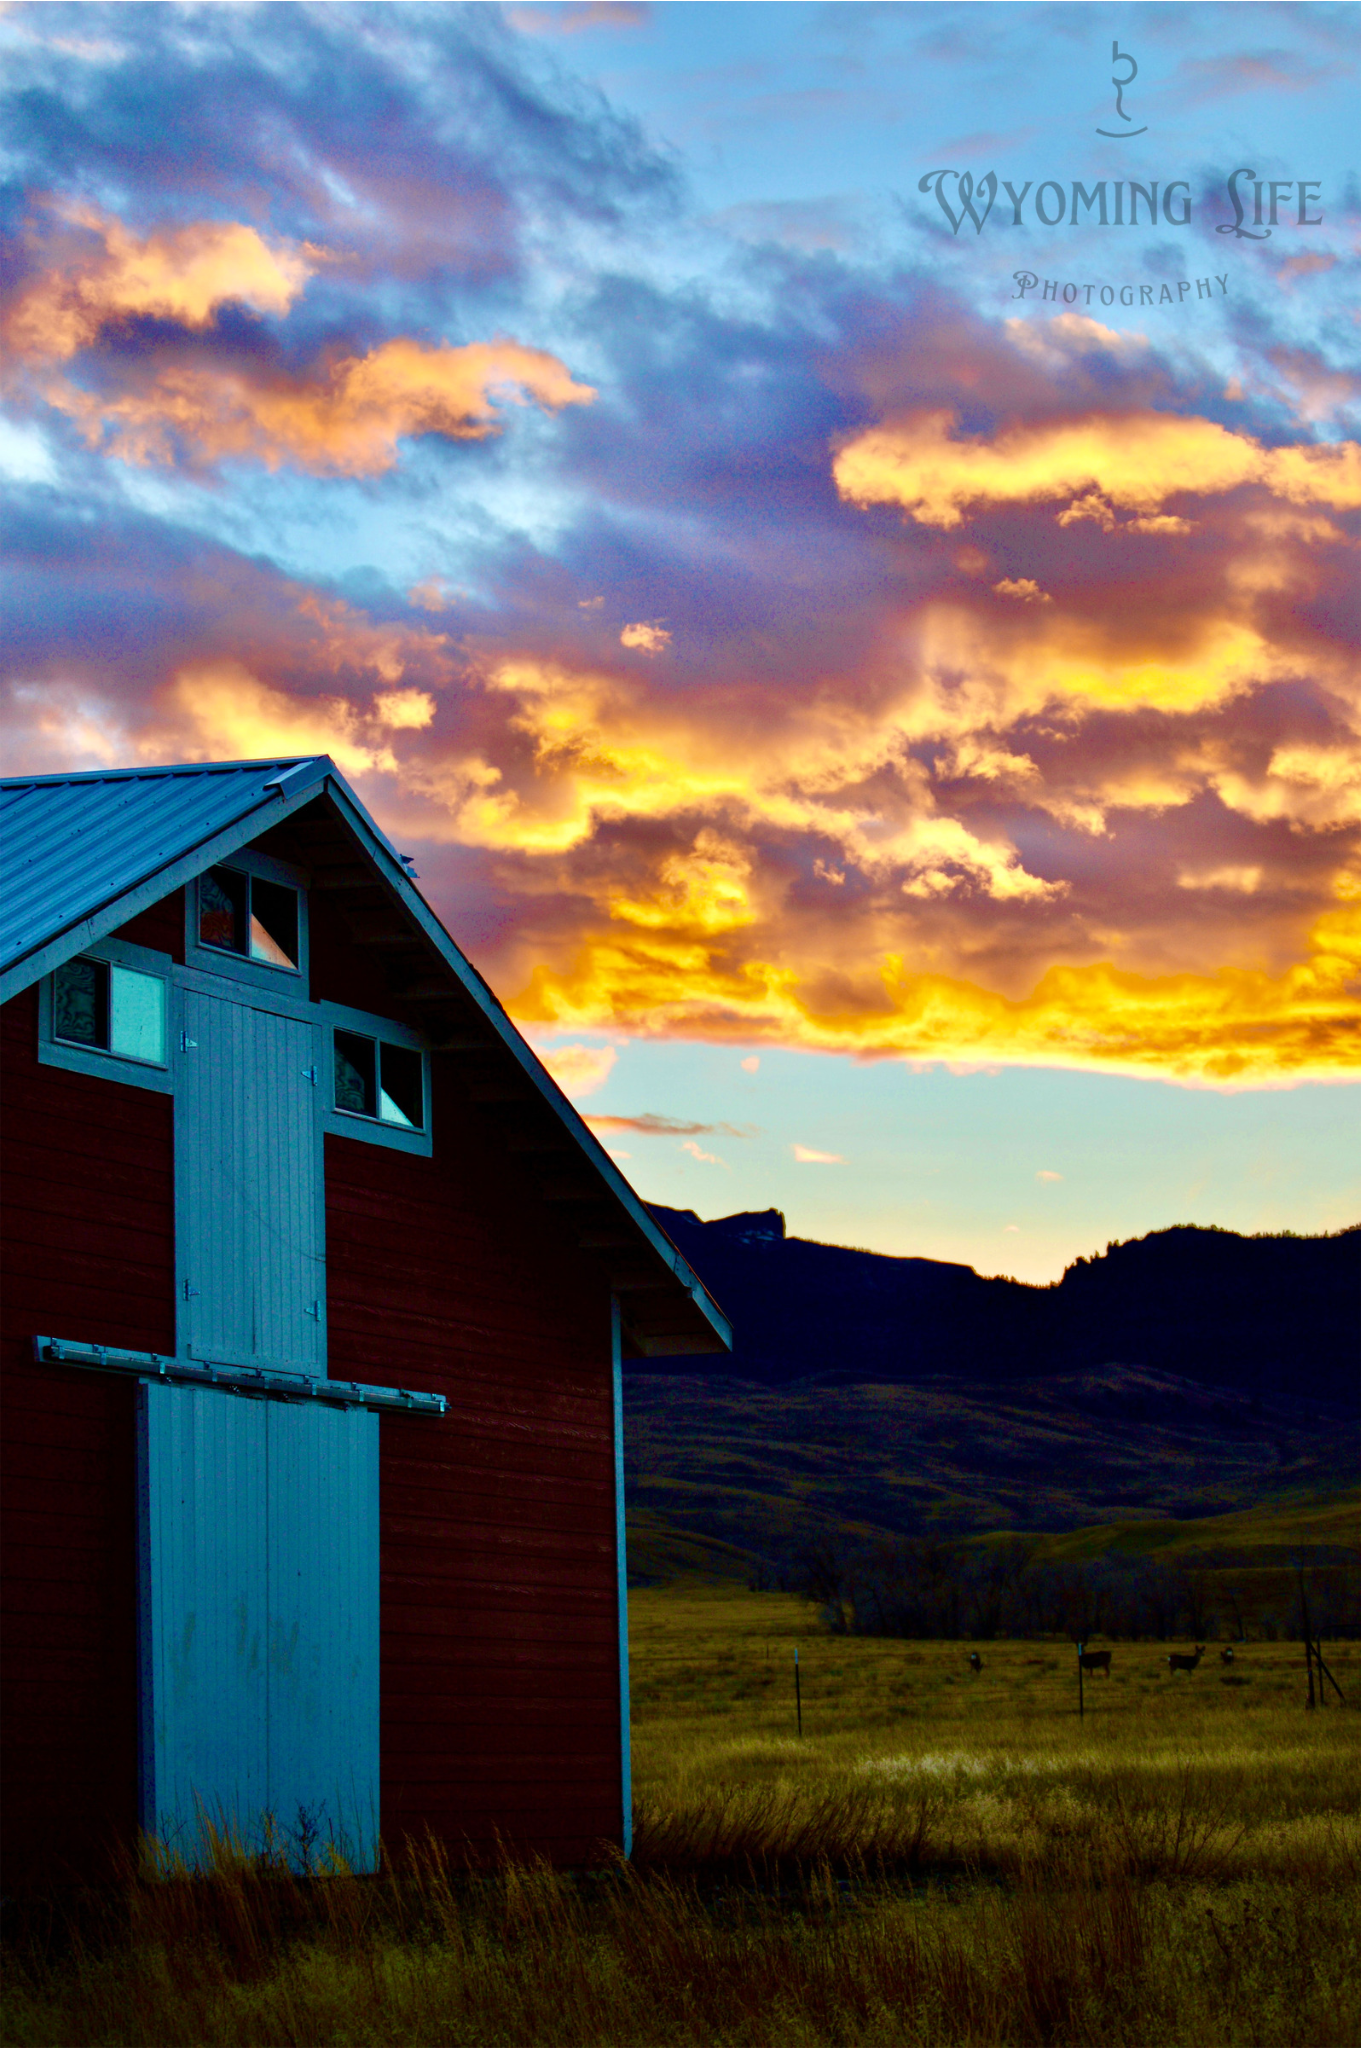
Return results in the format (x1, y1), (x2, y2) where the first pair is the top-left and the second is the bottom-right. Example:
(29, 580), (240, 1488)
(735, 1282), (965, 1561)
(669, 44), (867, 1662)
(4, 1583), (1358, 2045)
(628, 1586), (1360, 1893)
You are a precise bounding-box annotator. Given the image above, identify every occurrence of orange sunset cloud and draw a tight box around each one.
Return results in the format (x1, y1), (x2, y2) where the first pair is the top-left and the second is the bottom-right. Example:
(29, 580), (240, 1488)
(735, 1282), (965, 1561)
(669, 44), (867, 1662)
(4, 203), (318, 360)
(509, 891), (1361, 1088)
(5, 204), (595, 474)
(5, 175), (1356, 1101)
(82, 576), (1355, 1096)
(42, 334), (596, 473)
(833, 409), (1361, 528)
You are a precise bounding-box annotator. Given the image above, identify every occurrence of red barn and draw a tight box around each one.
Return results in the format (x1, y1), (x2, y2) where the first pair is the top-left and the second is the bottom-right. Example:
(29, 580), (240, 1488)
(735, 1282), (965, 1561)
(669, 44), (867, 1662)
(0, 757), (729, 1885)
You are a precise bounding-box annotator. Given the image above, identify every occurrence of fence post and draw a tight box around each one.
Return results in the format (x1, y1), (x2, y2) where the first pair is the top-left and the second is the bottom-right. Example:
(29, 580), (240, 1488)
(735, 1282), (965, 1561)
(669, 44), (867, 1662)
(1299, 1571), (1317, 1710)
(1076, 1641), (1084, 1720)
(795, 1646), (802, 1738)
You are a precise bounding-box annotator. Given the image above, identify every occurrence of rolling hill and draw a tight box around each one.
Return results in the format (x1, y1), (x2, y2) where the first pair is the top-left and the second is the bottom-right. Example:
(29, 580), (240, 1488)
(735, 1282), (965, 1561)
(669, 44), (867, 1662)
(624, 1211), (1359, 1574)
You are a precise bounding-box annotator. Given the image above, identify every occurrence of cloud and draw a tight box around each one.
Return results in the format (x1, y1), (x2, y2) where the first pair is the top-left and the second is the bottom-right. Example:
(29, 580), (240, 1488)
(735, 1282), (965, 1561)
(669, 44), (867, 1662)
(7, 456), (1358, 1091)
(1176, 866), (1263, 895)
(833, 410), (1361, 529)
(741, 1056), (760, 1072)
(3, 45), (1359, 1108)
(149, 663), (406, 778)
(681, 1139), (727, 1165)
(793, 1144), (845, 1164)
(373, 689), (436, 731)
(585, 1113), (756, 1137)
(508, 2), (651, 33)
(1035, 1170), (1063, 1183)
(620, 622), (672, 653)
(1, 3), (679, 283)
(534, 1043), (618, 1097)
(510, 894), (1361, 1087)
(33, 328), (596, 476)
(4, 203), (318, 363)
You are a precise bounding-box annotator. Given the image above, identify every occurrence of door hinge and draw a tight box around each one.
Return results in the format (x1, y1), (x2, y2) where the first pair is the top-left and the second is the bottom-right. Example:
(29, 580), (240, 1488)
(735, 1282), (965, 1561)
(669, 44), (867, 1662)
(180, 1031), (198, 1052)
(182, 1278), (200, 1300)
(305, 1299), (323, 1320)
(302, 1065), (318, 1085)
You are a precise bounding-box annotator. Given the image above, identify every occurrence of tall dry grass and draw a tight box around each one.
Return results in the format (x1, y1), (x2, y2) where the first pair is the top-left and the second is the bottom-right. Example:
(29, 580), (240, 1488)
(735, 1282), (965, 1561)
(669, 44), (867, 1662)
(5, 1836), (1359, 2047)
(5, 1594), (1359, 2045)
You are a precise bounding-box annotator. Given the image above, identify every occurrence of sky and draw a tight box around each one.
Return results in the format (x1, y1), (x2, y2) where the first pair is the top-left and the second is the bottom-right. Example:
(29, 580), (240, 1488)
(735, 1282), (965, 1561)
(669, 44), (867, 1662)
(1, 0), (1358, 1281)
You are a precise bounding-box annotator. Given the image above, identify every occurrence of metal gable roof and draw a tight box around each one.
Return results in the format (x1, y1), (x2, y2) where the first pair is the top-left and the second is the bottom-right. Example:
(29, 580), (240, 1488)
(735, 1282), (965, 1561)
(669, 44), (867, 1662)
(0, 757), (339, 982)
(0, 754), (731, 1355)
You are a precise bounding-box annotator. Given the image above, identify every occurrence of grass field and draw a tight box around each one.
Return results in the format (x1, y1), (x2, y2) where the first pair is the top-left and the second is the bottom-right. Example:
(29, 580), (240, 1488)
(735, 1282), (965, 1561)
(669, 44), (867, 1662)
(629, 1584), (1359, 1879)
(5, 1582), (1359, 2046)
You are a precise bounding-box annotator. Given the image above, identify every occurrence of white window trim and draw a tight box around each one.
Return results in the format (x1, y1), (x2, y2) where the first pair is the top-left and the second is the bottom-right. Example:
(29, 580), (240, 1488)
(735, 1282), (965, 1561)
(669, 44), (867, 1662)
(321, 1000), (432, 1156)
(185, 846), (311, 996)
(38, 935), (175, 1094)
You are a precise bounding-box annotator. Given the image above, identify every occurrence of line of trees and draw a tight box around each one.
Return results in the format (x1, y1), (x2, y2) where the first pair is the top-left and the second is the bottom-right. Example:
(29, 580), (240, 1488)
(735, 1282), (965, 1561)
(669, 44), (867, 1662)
(764, 1535), (1359, 1643)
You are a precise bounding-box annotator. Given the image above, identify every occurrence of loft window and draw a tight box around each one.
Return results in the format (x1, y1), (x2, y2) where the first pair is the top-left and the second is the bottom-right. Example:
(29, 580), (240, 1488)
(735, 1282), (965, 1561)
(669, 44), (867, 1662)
(334, 1031), (425, 1130)
(52, 955), (166, 1065)
(199, 866), (300, 970)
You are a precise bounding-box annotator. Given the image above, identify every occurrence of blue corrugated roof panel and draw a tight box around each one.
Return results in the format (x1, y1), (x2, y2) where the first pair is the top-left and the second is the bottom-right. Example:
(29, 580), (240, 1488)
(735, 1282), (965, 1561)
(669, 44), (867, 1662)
(0, 758), (325, 975)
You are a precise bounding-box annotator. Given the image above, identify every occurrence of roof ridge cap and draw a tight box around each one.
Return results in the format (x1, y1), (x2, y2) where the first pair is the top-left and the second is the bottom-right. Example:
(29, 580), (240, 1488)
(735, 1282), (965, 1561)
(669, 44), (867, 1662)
(0, 755), (319, 790)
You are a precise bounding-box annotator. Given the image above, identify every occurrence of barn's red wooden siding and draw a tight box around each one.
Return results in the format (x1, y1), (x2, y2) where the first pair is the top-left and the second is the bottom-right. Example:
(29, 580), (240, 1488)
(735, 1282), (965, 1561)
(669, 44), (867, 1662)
(2, 872), (624, 1880)
(310, 888), (624, 1864)
(1, 891), (183, 1883)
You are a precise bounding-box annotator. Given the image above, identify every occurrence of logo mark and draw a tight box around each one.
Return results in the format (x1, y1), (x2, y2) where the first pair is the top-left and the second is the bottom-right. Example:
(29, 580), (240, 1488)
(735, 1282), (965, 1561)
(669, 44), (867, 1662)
(918, 169), (998, 236)
(1096, 42), (1148, 138)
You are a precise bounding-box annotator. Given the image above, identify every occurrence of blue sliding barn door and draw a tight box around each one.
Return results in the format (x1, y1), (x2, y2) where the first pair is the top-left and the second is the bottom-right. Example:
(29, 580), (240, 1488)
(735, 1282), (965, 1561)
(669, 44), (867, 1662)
(137, 1382), (379, 1870)
(140, 971), (379, 1870)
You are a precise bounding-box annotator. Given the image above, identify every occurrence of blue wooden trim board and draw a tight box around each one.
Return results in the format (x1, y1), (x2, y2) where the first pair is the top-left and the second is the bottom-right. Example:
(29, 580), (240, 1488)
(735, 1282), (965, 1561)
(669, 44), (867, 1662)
(612, 1295), (633, 1858)
(35, 1338), (448, 1415)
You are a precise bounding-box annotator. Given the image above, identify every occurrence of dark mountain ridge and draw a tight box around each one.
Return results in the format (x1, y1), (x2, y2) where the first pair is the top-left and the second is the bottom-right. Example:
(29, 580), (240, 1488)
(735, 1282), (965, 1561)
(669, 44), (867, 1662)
(645, 1207), (1360, 1410)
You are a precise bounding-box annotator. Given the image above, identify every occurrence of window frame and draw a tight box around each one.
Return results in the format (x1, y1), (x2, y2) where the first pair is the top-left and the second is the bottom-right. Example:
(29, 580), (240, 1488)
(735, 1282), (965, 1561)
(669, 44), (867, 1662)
(38, 935), (175, 1094)
(321, 1001), (432, 1156)
(185, 846), (310, 995)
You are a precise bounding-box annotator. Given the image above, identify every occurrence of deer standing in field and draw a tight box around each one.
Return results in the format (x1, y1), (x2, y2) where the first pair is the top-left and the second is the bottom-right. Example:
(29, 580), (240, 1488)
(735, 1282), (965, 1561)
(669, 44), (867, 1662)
(1078, 1647), (1112, 1677)
(1167, 1645), (1205, 1676)
(967, 1652), (982, 1673)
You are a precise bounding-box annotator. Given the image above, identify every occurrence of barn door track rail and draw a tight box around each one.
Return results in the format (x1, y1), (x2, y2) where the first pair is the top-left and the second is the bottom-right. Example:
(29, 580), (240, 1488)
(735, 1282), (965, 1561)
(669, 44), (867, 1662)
(34, 1336), (447, 1415)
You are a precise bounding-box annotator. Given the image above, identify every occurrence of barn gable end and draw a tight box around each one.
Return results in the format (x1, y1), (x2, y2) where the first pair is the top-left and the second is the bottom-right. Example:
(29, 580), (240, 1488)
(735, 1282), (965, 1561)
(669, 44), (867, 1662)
(1, 758), (729, 1885)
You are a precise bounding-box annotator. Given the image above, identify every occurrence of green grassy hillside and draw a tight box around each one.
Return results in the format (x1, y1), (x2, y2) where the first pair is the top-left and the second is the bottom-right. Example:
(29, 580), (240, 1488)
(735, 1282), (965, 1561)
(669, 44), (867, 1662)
(1016, 1488), (1361, 1564)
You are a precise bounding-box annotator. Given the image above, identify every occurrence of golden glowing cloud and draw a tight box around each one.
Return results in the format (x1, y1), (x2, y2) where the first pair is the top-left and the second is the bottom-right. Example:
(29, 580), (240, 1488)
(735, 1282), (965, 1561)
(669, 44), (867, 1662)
(372, 688), (436, 730)
(44, 335), (596, 474)
(1209, 740), (1361, 830)
(910, 604), (1311, 721)
(535, 1042), (618, 1097)
(406, 656), (1063, 907)
(148, 663), (403, 776)
(833, 409), (1361, 527)
(5, 204), (317, 361)
(508, 892), (1361, 1087)
(620, 622), (672, 652)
